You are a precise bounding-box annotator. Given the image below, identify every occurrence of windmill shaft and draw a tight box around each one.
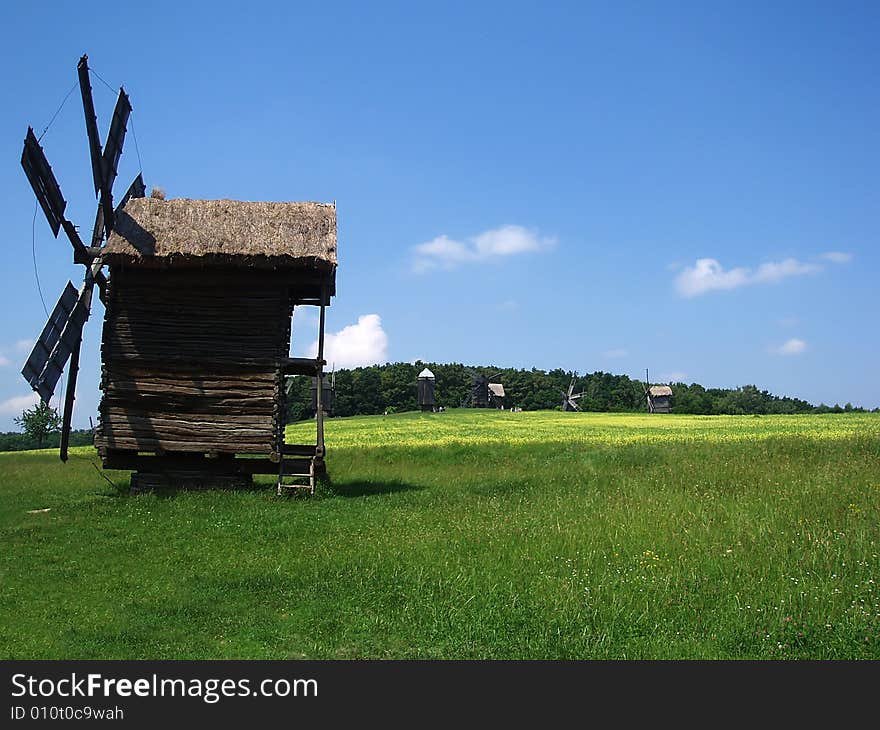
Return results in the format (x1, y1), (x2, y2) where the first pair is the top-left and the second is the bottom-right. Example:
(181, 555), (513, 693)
(57, 241), (105, 464)
(59, 333), (82, 462)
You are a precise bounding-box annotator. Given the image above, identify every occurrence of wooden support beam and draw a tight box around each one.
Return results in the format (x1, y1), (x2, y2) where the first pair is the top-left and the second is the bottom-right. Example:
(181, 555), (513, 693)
(281, 357), (326, 376)
(315, 286), (327, 458)
(59, 333), (82, 462)
(103, 453), (292, 475)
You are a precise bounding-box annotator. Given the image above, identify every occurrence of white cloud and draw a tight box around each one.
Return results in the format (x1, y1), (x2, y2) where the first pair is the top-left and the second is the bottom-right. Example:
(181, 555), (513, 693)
(819, 251), (853, 264)
(752, 258), (820, 283)
(0, 339), (34, 366)
(675, 257), (820, 297)
(774, 338), (807, 356)
(659, 371), (688, 382)
(291, 306), (318, 329)
(0, 392), (40, 416)
(675, 259), (750, 297)
(310, 314), (388, 369)
(602, 348), (628, 358)
(413, 225), (555, 273)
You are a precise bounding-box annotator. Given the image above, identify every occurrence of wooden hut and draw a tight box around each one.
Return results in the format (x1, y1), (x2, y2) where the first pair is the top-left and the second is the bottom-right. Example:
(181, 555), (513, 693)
(94, 197), (337, 493)
(417, 367), (435, 411)
(310, 374), (335, 417)
(646, 385), (672, 414)
(488, 382), (505, 409)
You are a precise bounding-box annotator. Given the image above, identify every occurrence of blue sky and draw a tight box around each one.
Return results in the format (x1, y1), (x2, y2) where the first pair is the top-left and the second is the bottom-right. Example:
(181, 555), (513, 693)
(0, 1), (878, 429)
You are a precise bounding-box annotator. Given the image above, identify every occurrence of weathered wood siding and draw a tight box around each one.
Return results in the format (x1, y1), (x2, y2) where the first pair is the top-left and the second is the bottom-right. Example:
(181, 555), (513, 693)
(95, 268), (291, 457)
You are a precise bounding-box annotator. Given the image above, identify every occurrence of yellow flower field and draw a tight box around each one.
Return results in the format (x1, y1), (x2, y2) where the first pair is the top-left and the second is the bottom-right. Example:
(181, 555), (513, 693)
(289, 409), (880, 451)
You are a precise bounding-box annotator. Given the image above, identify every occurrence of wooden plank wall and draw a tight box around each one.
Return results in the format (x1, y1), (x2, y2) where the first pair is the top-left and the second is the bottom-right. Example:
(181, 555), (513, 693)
(95, 268), (291, 457)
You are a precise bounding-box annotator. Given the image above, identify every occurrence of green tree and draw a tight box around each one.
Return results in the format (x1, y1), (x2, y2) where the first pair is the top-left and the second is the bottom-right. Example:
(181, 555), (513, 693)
(15, 401), (62, 448)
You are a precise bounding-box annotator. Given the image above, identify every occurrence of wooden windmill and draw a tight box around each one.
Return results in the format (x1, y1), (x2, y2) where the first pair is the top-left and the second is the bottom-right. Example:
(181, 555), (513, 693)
(19, 57), (338, 494)
(20, 55), (144, 462)
(644, 369), (672, 414)
(461, 370), (505, 409)
(311, 369), (336, 417)
(417, 367), (436, 411)
(560, 374), (585, 411)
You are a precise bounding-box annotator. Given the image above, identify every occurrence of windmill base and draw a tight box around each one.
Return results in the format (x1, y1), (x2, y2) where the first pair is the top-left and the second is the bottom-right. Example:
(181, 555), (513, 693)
(130, 471), (254, 493)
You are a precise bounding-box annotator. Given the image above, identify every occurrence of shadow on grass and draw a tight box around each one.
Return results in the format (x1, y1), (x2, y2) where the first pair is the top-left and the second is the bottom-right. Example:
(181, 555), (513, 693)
(322, 479), (423, 499)
(99, 476), (422, 500)
(100, 478), (276, 499)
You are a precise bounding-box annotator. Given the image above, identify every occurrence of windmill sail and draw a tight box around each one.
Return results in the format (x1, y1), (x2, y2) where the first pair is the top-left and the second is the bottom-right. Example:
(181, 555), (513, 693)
(561, 374), (585, 411)
(21, 282), (78, 401)
(116, 173), (146, 211)
(21, 55), (142, 461)
(78, 55), (104, 199)
(101, 91), (131, 194)
(22, 284), (92, 404)
(21, 128), (67, 237)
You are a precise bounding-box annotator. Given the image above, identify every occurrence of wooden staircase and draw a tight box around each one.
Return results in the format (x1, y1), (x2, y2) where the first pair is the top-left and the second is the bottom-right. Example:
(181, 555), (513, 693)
(276, 443), (321, 495)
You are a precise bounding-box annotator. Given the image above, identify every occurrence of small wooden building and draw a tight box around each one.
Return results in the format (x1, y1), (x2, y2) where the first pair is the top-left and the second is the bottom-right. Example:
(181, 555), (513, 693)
(647, 385), (672, 414)
(488, 382), (505, 409)
(417, 367), (435, 411)
(310, 374), (335, 417)
(94, 197), (337, 492)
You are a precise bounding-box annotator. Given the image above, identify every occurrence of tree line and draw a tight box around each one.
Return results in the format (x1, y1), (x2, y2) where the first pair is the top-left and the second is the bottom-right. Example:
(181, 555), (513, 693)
(3, 364), (871, 452)
(285, 362), (874, 421)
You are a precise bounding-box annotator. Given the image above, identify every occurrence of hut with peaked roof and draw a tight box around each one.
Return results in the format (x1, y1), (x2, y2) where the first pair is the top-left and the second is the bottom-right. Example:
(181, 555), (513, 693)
(417, 367), (435, 411)
(488, 382), (505, 409)
(646, 385), (672, 414)
(94, 197), (337, 493)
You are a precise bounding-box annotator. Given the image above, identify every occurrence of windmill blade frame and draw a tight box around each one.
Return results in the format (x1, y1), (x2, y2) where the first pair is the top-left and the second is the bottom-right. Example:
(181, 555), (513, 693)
(24, 283), (91, 406)
(20, 55), (141, 461)
(21, 127), (67, 237)
(98, 88), (131, 235)
(21, 282), (78, 401)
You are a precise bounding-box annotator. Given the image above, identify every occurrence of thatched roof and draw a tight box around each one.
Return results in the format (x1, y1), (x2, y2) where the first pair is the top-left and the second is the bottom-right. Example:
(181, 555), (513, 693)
(488, 383), (505, 397)
(649, 385), (673, 397)
(103, 198), (336, 271)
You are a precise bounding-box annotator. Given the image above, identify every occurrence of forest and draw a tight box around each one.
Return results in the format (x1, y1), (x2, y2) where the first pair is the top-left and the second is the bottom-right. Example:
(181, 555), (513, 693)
(284, 362), (870, 422)
(0, 364), (867, 452)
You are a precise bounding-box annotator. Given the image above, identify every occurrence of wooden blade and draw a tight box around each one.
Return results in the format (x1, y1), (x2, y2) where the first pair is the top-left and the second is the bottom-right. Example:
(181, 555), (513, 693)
(89, 173), (145, 248)
(78, 55), (104, 199)
(101, 90), (131, 197)
(114, 173), (145, 214)
(21, 282), (78, 400)
(27, 284), (93, 405)
(89, 203), (104, 248)
(21, 127), (67, 237)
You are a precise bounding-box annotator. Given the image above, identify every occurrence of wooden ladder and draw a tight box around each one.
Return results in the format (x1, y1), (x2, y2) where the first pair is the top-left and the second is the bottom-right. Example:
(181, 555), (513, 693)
(277, 456), (315, 496)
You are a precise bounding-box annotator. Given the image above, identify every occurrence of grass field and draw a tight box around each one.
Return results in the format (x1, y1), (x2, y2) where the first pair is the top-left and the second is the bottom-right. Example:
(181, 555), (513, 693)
(1, 410), (878, 659)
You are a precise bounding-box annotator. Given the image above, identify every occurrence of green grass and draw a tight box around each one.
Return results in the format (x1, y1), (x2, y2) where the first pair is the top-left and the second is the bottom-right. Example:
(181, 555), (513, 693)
(1, 410), (878, 659)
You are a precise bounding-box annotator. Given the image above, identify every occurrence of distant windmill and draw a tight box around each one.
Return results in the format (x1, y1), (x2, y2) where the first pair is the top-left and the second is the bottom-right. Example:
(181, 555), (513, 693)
(311, 368), (336, 417)
(417, 367), (436, 411)
(561, 373), (585, 411)
(461, 370), (504, 408)
(644, 369), (672, 414)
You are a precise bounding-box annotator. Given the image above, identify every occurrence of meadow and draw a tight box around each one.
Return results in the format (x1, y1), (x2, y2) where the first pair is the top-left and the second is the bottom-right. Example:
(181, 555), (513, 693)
(0, 410), (878, 659)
